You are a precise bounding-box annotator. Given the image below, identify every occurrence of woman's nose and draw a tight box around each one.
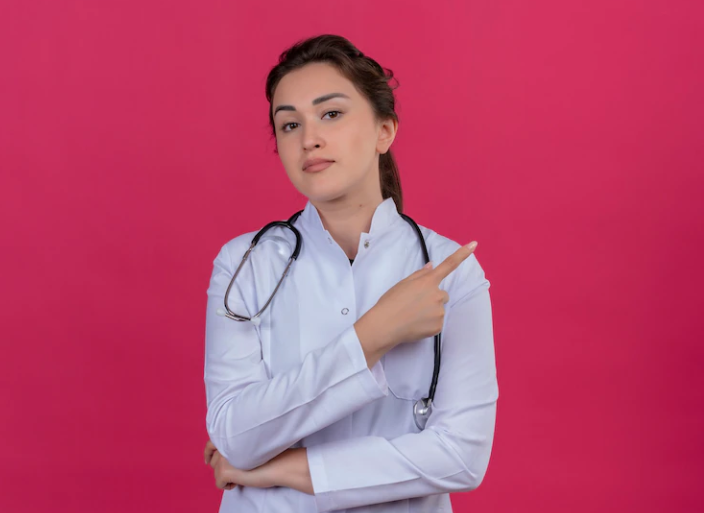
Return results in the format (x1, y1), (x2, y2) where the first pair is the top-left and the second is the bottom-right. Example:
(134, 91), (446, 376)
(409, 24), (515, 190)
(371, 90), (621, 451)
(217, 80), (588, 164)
(302, 123), (325, 150)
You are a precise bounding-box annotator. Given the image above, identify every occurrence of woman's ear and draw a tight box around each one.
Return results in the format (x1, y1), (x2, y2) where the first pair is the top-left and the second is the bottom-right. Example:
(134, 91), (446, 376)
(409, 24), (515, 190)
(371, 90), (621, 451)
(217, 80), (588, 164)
(376, 118), (398, 155)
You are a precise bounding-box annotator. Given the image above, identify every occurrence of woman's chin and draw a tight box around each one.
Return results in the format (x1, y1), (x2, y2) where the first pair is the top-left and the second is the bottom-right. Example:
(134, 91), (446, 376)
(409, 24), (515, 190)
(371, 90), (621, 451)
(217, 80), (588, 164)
(298, 183), (349, 203)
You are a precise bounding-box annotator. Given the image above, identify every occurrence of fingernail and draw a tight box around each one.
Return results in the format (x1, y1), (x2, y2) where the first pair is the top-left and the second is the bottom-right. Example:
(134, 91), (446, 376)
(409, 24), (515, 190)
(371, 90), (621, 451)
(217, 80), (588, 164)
(424, 262), (433, 269)
(466, 241), (478, 251)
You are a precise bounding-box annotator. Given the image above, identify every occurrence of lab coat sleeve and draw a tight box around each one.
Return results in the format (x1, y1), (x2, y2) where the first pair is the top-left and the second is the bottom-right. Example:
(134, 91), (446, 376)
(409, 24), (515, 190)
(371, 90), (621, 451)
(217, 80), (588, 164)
(306, 255), (498, 512)
(204, 242), (389, 471)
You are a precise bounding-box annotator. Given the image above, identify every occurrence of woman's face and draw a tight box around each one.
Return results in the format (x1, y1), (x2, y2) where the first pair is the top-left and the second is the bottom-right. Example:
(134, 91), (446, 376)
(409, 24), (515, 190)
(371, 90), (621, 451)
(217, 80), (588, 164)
(272, 62), (396, 205)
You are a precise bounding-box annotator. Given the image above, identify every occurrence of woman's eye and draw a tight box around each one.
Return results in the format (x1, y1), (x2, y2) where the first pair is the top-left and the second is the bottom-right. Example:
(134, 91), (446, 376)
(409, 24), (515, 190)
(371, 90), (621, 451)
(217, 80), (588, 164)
(280, 111), (343, 133)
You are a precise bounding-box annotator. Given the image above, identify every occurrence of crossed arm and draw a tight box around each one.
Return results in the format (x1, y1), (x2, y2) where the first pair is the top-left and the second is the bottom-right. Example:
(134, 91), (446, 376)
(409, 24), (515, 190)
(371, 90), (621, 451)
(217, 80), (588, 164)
(205, 441), (313, 494)
(203, 242), (498, 511)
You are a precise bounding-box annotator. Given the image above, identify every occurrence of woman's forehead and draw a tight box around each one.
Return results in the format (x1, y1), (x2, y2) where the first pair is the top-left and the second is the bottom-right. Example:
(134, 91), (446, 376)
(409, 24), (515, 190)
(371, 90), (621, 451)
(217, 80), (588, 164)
(274, 64), (358, 106)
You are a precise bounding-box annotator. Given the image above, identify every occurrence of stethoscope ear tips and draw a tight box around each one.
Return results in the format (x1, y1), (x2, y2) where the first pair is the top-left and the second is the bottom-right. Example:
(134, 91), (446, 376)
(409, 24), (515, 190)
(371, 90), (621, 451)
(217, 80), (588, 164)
(216, 307), (261, 326)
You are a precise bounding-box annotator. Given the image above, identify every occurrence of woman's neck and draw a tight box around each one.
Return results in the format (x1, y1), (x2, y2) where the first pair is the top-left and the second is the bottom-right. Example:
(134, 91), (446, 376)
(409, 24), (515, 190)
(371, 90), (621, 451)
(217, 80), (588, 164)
(314, 193), (384, 260)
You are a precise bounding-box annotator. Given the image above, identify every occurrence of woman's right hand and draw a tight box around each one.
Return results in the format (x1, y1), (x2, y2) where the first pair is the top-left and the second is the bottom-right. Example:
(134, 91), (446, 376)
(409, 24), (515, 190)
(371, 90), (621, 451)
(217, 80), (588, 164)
(359, 241), (478, 356)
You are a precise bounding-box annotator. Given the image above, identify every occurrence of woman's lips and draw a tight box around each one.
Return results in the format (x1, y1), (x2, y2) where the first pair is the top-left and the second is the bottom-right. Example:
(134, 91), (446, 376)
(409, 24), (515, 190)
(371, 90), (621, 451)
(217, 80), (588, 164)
(304, 161), (334, 173)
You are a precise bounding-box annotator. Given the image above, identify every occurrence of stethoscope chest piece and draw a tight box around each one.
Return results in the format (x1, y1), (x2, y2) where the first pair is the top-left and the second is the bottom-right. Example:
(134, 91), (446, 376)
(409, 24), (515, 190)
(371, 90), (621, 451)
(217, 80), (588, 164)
(413, 397), (433, 430)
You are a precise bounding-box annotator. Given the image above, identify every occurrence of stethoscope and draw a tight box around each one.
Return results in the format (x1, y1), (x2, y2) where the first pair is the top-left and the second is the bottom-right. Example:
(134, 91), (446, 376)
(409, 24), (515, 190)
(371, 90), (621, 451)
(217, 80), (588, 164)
(216, 209), (441, 430)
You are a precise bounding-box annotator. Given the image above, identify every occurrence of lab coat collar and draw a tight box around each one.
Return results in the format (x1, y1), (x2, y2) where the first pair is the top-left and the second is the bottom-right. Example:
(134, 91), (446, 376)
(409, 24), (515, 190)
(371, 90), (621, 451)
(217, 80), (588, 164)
(299, 196), (402, 238)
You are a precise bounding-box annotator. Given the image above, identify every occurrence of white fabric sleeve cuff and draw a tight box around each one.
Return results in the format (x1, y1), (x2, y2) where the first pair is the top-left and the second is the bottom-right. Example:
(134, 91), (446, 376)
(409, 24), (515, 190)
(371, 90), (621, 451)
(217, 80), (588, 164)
(307, 443), (335, 512)
(339, 324), (389, 399)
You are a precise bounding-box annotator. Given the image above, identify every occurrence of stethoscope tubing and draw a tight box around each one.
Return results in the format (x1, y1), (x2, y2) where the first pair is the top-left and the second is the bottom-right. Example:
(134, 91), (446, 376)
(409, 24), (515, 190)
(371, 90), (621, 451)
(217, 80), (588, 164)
(219, 209), (441, 430)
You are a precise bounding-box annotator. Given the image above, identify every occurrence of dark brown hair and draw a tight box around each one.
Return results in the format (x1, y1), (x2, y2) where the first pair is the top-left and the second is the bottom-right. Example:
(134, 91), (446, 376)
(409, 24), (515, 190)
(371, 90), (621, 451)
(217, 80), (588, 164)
(265, 34), (404, 213)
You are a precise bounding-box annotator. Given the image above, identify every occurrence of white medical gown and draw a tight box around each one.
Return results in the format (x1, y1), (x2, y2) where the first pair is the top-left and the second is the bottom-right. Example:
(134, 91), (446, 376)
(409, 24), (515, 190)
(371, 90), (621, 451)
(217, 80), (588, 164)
(204, 197), (499, 512)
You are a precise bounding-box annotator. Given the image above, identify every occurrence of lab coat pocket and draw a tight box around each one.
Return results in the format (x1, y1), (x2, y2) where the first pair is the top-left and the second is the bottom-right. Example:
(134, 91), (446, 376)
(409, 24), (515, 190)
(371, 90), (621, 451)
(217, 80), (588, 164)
(382, 336), (436, 401)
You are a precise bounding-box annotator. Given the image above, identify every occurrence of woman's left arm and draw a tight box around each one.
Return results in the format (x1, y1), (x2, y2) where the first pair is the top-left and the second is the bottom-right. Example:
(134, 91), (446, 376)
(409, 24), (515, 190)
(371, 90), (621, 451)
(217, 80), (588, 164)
(296, 264), (498, 512)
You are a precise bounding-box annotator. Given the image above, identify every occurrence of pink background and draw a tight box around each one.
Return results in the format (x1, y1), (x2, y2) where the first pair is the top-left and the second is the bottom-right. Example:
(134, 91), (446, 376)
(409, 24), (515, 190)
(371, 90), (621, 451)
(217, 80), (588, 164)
(1, 0), (702, 511)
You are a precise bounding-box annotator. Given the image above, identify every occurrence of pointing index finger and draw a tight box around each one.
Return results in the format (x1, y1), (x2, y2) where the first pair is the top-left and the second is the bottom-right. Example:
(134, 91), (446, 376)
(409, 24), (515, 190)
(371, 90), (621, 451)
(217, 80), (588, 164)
(430, 241), (477, 282)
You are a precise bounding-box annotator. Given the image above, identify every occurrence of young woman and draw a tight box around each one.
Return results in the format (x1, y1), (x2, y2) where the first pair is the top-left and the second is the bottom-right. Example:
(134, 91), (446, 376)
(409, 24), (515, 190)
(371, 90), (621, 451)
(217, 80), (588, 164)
(203, 34), (498, 512)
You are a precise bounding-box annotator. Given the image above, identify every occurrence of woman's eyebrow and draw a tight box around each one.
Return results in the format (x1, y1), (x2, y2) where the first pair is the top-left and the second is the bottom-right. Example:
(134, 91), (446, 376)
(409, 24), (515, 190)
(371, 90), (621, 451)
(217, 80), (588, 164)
(274, 93), (351, 117)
